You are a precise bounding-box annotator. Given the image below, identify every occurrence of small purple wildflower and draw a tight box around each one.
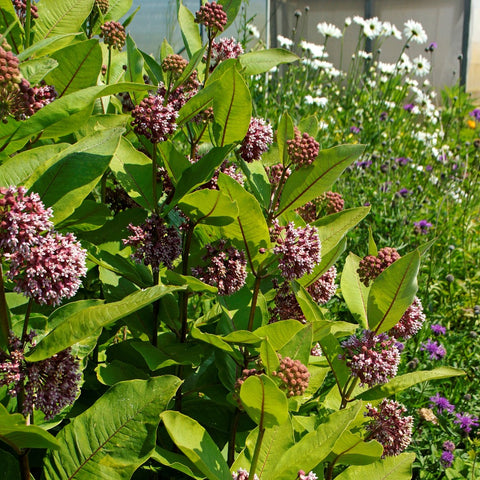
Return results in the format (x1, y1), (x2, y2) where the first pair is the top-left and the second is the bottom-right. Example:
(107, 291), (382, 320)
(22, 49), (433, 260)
(396, 187), (411, 198)
(414, 220), (433, 234)
(429, 393), (455, 414)
(454, 412), (479, 433)
(421, 339), (446, 360)
(440, 450), (454, 468)
(395, 157), (410, 166)
(469, 108), (480, 122)
(356, 159), (372, 169)
(431, 324), (446, 335)
(380, 181), (392, 193)
(426, 165), (433, 171)
(404, 103), (415, 112)
(428, 41), (438, 51)
(350, 126), (361, 134)
(379, 111), (388, 121)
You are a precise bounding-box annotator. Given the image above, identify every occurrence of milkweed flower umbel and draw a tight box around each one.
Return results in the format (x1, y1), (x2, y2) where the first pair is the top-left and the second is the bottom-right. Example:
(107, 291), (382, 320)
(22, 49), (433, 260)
(239, 117), (273, 162)
(195, 2), (227, 33)
(100, 21), (126, 50)
(340, 330), (401, 387)
(357, 247), (401, 286)
(365, 399), (413, 457)
(272, 355), (310, 397)
(389, 296), (426, 339)
(287, 127), (319, 167)
(123, 214), (181, 271)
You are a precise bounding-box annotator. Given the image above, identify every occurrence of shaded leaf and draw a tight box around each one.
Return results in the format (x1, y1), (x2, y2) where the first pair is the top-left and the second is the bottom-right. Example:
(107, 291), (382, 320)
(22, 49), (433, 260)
(152, 447), (204, 480)
(178, 2), (202, 59)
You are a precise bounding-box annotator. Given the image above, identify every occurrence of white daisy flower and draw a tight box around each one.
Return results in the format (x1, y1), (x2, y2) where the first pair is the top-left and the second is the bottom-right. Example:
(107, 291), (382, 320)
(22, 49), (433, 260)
(345, 17), (352, 27)
(353, 16), (365, 26)
(404, 20), (428, 44)
(247, 24), (260, 39)
(299, 41), (328, 59)
(363, 16), (382, 39)
(357, 50), (372, 60)
(317, 22), (342, 38)
(381, 21), (402, 40)
(378, 62), (396, 74)
(319, 121), (329, 130)
(412, 55), (431, 77)
(277, 35), (293, 48)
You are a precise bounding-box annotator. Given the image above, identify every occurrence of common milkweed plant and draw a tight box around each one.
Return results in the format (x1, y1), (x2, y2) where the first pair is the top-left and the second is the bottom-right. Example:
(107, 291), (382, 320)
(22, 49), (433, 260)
(0, 0), (464, 479)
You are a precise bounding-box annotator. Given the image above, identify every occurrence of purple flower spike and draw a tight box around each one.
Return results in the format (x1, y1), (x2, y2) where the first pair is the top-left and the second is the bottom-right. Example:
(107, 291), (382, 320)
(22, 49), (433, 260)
(421, 339), (446, 360)
(431, 324), (446, 335)
(469, 108), (480, 122)
(454, 412), (479, 433)
(414, 220), (433, 234)
(440, 450), (454, 468)
(429, 393), (455, 414)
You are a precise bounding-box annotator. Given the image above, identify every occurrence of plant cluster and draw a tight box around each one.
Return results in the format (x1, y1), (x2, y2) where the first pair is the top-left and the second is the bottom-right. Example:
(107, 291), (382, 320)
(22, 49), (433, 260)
(0, 1), (477, 480)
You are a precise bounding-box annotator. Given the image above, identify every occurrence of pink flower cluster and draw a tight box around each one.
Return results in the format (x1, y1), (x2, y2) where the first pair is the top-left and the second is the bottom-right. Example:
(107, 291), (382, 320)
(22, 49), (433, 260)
(12, 0), (38, 25)
(131, 94), (178, 143)
(389, 296), (426, 339)
(239, 117), (273, 162)
(272, 355), (310, 397)
(365, 399), (413, 457)
(232, 469), (259, 480)
(1, 186), (87, 306)
(0, 331), (81, 419)
(195, 2), (228, 33)
(287, 127), (319, 167)
(357, 247), (401, 286)
(272, 221), (321, 280)
(210, 38), (244, 70)
(123, 214), (181, 271)
(191, 240), (247, 295)
(340, 330), (400, 387)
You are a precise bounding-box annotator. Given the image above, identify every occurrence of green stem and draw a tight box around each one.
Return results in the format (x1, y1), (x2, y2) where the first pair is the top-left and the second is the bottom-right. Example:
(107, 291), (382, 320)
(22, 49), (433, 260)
(152, 145), (158, 213)
(0, 264), (11, 346)
(106, 46), (112, 85)
(340, 376), (359, 409)
(100, 171), (108, 204)
(227, 409), (241, 466)
(249, 426), (265, 479)
(21, 299), (33, 342)
(204, 32), (214, 83)
(24, 0), (32, 49)
(19, 449), (31, 480)
(247, 276), (261, 331)
(152, 270), (160, 347)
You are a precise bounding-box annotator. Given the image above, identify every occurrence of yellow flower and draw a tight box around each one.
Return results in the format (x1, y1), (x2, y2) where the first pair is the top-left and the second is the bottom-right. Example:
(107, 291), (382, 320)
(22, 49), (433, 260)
(467, 119), (476, 129)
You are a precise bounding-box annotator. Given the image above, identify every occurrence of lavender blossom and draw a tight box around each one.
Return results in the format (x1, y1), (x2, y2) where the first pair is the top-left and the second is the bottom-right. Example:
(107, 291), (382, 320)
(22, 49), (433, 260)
(431, 324), (446, 335)
(414, 220), (433, 234)
(420, 339), (446, 360)
(365, 399), (413, 457)
(429, 393), (455, 414)
(442, 440), (456, 452)
(440, 450), (454, 468)
(469, 108), (480, 122)
(454, 412), (479, 434)
(340, 330), (400, 387)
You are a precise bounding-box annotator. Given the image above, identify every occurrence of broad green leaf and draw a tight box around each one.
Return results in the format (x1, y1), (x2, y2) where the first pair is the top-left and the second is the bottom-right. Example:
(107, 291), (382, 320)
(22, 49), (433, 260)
(271, 403), (362, 479)
(45, 299), (104, 332)
(178, 2), (202, 59)
(222, 330), (262, 345)
(44, 39), (102, 97)
(277, 144), (365, 216)
(34, 0), (94, 42)
(17, 33), (81, 60)
(110, 137), (154, 210)
(218, 0), (242, 29)
(140, 49), (164, 85)
(278, 323), (313, 366)
(163, 271), (218, 293)
(239, 158), (271, 210)
(191, 327), (236, 355)
(26, 284), (185, 361)
(239, 374), (289, 428)
(20, 57), (59, 84)
(0, 449), (20, 480)
(358, 367), (465, 401)
(0, 404), (60, 451)
(293, 282), (326, 322)
(57, 199), (111, 232)
(239, 49), (299, 75)
(96, 359), (149, 386)
(178, 189), (238, 226)
(176, 80), (216, 126)
(161, 411), (231, 480)
(0, 143), (69, 187)
(341, 253), (369, 329)
(158, 140), (191, 185)
(125, 35), (145, 104)
(25, 127), (123, 224)
(170, 145), (234, 205)
(299, 115), (319, 137)
(254, 320), (304, 351)
(0, 0), (23, 55)
(333, 452), (415, 480)
(276, 113), (294, 166)
(367, 250), (420, 333)
(212, 63), (252, 146)
(217, 173), (271, 270)
(329, 431), (382, 465)
(43, 376), (181, 480)
(0, 83), (151, 154)
(368, 227), (378, 256)
(260, 339), (280, 374)
(152, 447), (204, 480)
(104, 0), (133, 22)
(233, 422), (295, 478)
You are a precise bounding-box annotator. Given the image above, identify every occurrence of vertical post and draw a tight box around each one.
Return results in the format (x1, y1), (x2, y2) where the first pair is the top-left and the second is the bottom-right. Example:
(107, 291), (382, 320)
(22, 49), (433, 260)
(364, 0), (374, 53)
(461, 0), (472, 86)
(266, 0), (271, 49)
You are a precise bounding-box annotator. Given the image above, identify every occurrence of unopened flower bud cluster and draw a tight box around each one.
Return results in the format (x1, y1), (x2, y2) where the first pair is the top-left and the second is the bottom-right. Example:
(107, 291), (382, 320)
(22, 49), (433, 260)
(287, 127), (320, 167)
(195, 2), (228, 33)
(272, 355), (310, 397)
(357, 246), (401, 286)
(100, 21), (126, 49)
